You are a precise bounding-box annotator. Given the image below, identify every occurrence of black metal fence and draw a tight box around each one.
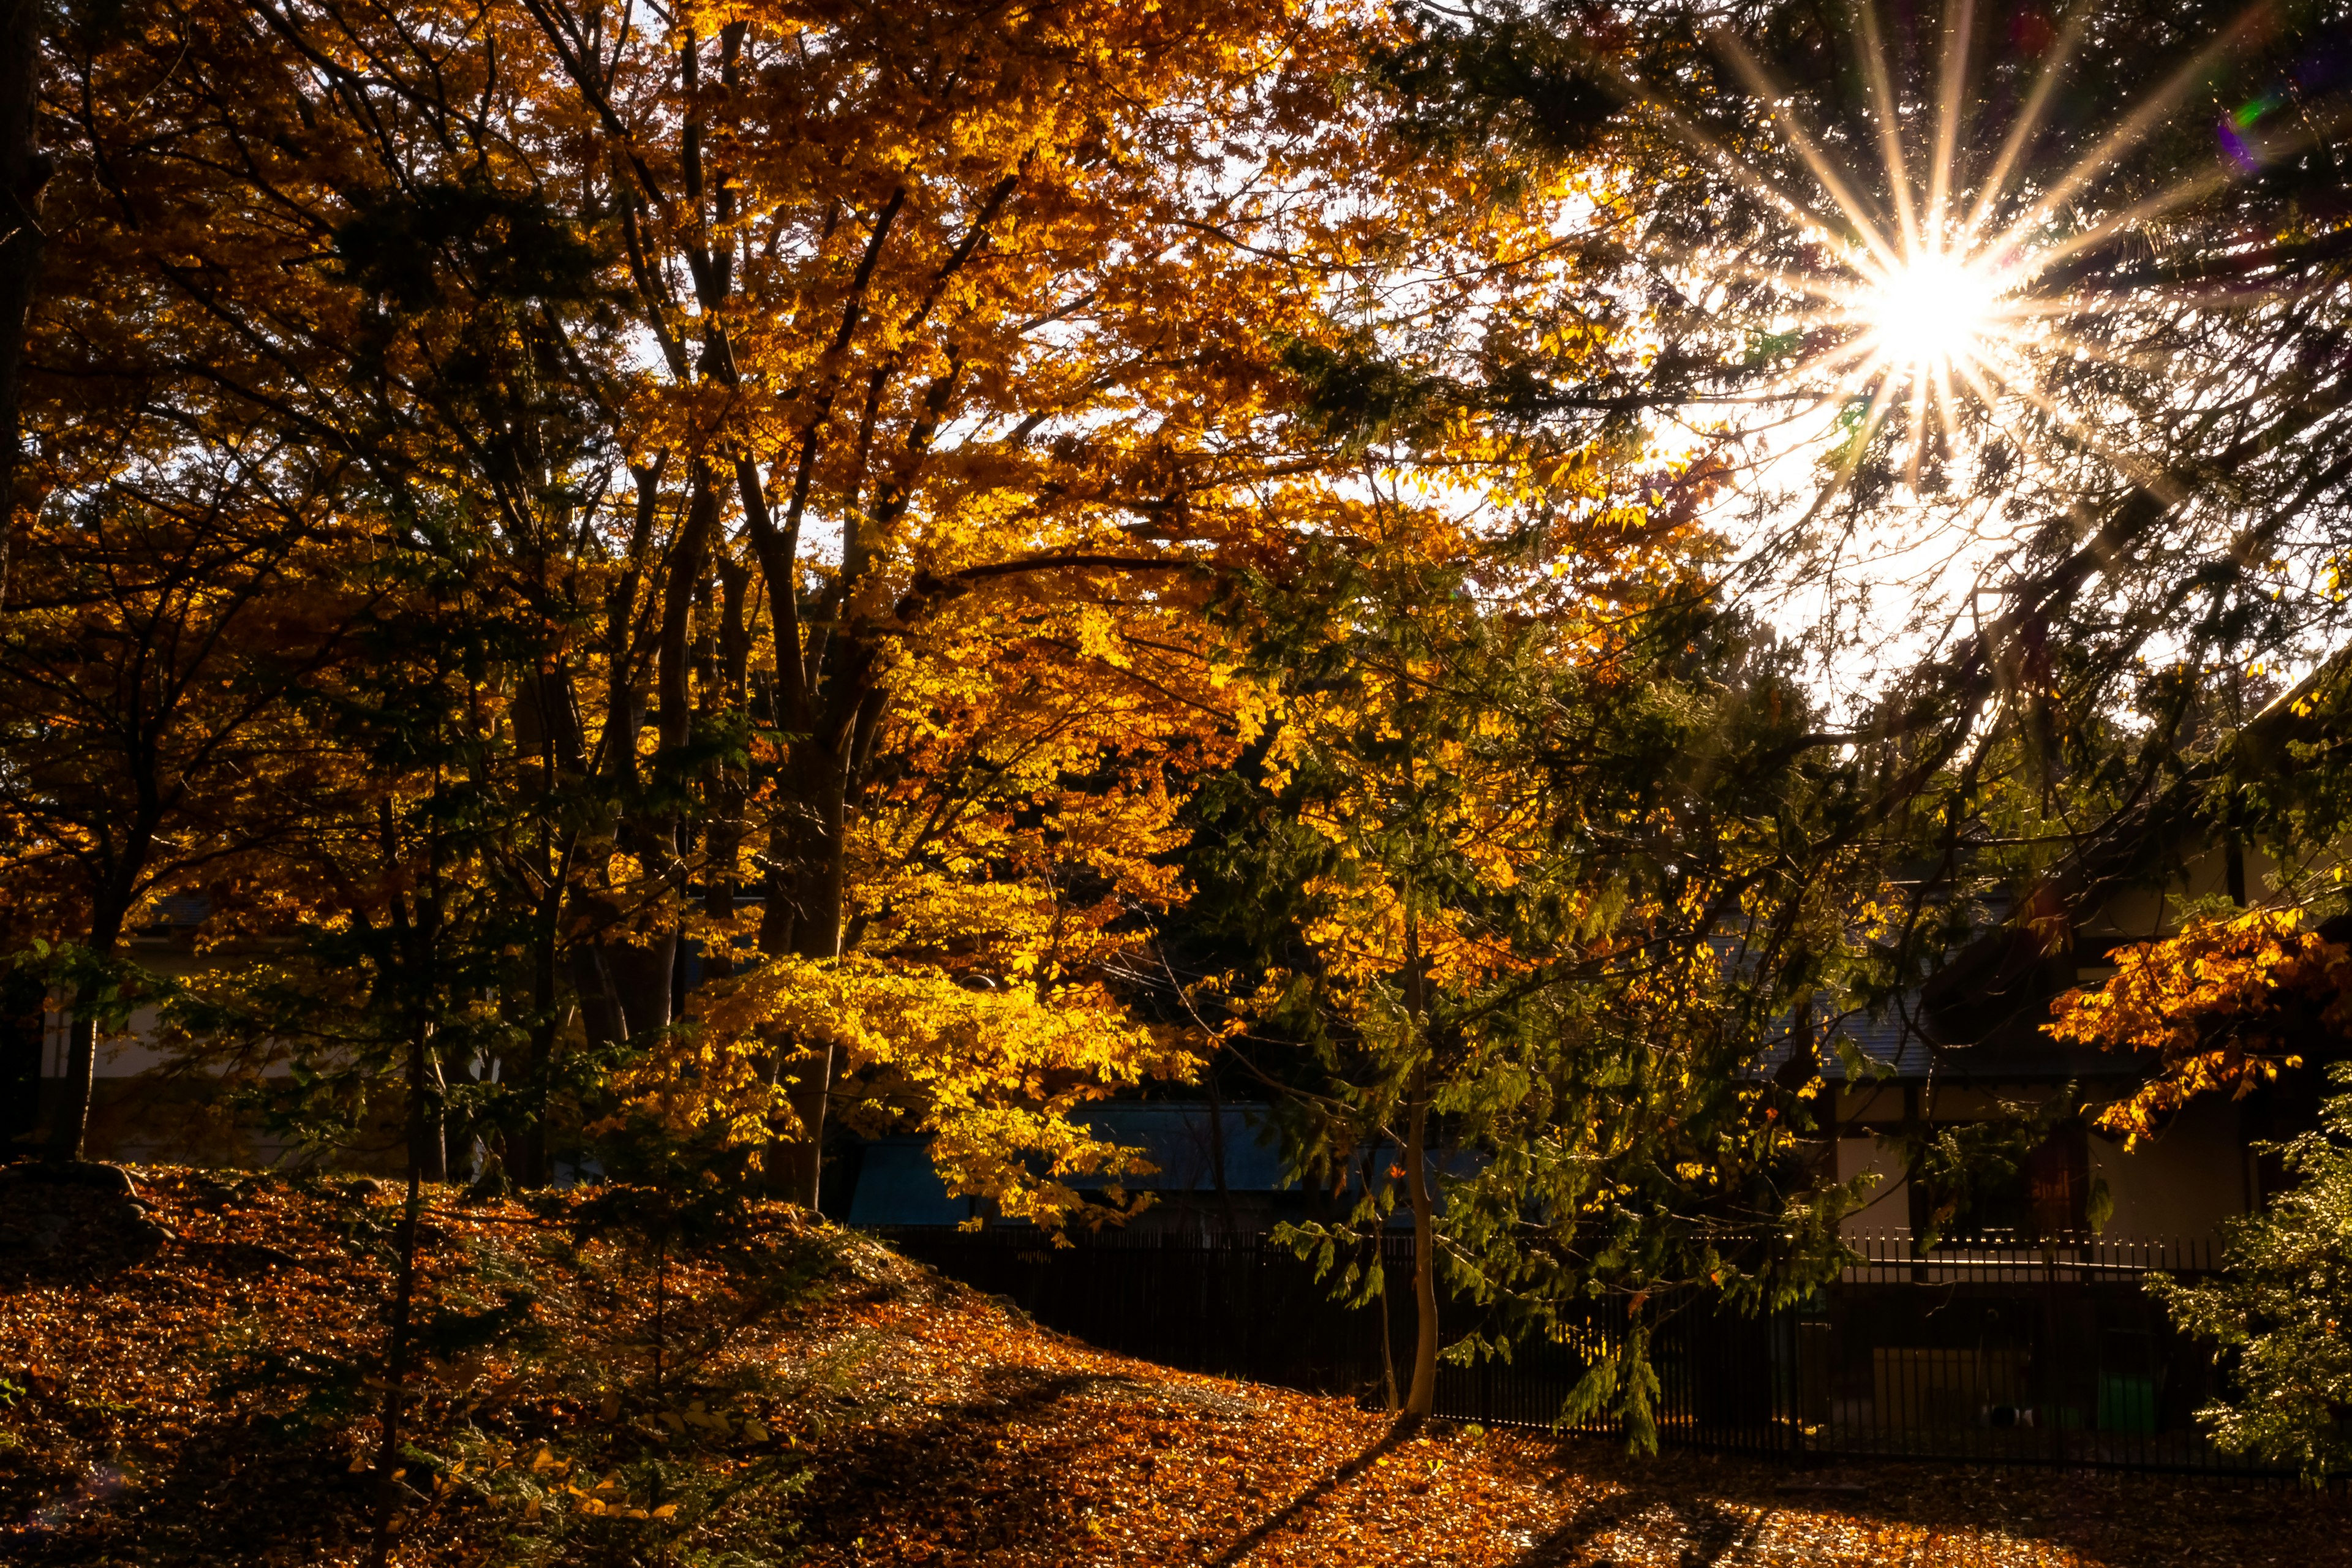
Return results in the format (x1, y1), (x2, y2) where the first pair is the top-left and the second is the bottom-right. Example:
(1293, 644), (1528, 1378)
(880, 1226), (2285, 1476)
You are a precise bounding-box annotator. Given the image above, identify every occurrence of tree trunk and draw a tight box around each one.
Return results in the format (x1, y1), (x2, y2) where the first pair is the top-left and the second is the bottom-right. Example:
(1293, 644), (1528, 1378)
(605, 933), (676, 1040)
(420, 1042), (448, 1182)
(46, 894), (127, 1165)
(783, 1040), (832, 1210)
(1401, 1091), (1439, 1421)
(778, 735), (851, 1209)
(609, 467), (715, 1044)
(43, 998), (95, 1164)
(519, 902), (560, 1186)
(0, 0), (48, 611)
(568, 943), (628, 1054)
(365, 1020), (430, 1568)
(1376, 1237), (1400, 1413)
(1206, 1063), (1237, 1233)
(1396, 898), (1441, 1424)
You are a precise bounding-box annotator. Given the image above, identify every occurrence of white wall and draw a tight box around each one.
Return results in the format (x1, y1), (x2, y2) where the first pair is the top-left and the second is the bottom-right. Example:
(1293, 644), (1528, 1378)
(1836, 1135), (1912, 1237)
(2089, 1095), (2250, 1244)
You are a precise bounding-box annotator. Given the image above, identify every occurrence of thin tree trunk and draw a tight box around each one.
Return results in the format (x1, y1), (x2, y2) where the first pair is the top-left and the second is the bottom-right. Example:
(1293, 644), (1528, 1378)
(784, 1041), (832, 1210)
(46, 895), (127, 1164)
(1398, 904), (1440, 1423)
(0, 0), (48, 612)
(516, 672), (583, 1189)
(1206, 1063), (1237, 1234)
(609, 467), (715, 1043)
(1401, 1088), (1439, 1421)
(420, 1042), (448, 1183)
(520, 904), (559, 1186)
(568, 943), (628, 1052)
(43, 999), (95, 1164)
(366, 1021), (429, 1568)
(1355, 1142), (1399, 1411)
(780, 736), (850, 1209)
(1377, 1238), (1400, 1413)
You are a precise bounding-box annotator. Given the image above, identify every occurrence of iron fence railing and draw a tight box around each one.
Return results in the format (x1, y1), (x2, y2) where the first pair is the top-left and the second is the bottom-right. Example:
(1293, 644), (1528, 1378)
(876, 1226), (2286, 1477)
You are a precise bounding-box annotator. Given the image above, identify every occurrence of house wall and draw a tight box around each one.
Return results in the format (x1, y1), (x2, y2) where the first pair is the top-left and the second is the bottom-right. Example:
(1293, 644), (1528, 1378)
(2073, 840), (2310, 973)
(1835, 1134), (1912, 1237)
(33, 946), (205, 1080)
(29, 949), (330, 1169)
(1834, 1082), (2250, 1244)
(2088, 1095), (2250, 1244)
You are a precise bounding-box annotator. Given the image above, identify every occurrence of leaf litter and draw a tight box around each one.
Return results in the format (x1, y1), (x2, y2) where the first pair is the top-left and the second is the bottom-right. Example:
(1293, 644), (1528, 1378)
(0, 1167), (2342, 1566)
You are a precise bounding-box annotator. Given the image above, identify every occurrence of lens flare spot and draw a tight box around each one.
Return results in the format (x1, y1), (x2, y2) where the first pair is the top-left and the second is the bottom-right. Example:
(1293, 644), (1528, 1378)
(1861, 252), (2000, 374)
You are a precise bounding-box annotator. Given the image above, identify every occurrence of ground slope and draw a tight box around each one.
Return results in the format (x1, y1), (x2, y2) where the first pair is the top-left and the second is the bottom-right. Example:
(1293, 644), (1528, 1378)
(0, 1167), (2334, 1566)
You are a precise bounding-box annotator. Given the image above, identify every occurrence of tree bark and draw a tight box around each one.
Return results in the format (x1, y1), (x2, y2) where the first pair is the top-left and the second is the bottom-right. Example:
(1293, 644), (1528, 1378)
(777, 730), (854, 1208)
(0, 0), (48, 611)
(45, 894), (127, 1165)
(43, 1001), (96, 1164)
(783, 1040), (832, 1210)
(603, 470), (717, 1042)
(605, 934), (675, 1040)
(1398, 903), (1440, 1423)
(420, 1042), (448, 1182)
(365, 1019), (429, 1568)
(519, 896), (560, 1186)
(1401, 1088), (1439, 1421)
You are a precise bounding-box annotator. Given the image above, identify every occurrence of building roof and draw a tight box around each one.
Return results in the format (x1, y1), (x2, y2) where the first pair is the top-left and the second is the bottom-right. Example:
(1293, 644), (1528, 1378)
(842, 1102), (1292, 1227)
(1755, 996), (2151, 1088)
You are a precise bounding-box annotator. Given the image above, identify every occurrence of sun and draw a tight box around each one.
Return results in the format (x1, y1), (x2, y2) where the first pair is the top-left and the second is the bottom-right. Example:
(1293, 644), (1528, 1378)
(1856, 250), (2003, 377)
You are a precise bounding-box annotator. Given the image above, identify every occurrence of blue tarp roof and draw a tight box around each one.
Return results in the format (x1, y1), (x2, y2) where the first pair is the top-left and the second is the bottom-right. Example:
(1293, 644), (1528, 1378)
(843, 1102), (1291, 1227)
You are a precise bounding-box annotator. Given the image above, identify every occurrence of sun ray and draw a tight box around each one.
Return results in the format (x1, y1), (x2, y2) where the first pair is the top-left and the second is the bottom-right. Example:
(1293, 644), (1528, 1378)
(2014, 164), (2246, 279)
(1924, 0), (1975, 239)
(1985, 9), (2272, 262)
(1960, 9), (2092, 242)
(1932, 355), (1964, 455)
(1612, 0), (2297, 534)
(1711, 30), (1907, 274)
(1803, 374), (1912, 524)
(1904, 352), (1933, 491)
(2027, 326), (2196, 383)
(1953, 353), (2184, 505)
(1855, 0), (1920, 256)
(1596, 60), (1879, 264)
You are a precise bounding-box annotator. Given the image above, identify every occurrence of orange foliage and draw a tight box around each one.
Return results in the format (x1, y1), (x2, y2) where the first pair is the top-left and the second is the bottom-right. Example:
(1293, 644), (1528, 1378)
(23, 0), (1643, 1205)
(2047, 909), (2352, 1144)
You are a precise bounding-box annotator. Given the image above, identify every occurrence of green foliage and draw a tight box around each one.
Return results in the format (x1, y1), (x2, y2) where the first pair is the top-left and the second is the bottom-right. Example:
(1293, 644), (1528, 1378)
(1880, 1089), (2077, 1250)
(1374, 6), (1616, 162)
(8, 939), (164, 1036)
(2152, 1065), (2352, 1481)
(334, 183), (609, 312)
(1188, 543), (1873, 1444)
(1558, 1317), (1660, 1453)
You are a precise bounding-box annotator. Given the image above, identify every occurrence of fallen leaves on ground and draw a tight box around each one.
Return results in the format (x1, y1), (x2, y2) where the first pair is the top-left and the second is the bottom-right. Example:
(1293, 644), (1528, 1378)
(0, 1166), (2341, 1566)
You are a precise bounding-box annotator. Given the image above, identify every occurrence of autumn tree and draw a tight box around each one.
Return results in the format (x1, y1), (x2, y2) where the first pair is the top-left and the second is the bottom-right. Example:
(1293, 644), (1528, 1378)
(2045, 831), (2352, 1482)
(1172, 521), (1871, 1429)
(29, 0), (1621, 1217)
(0, 452), (366, 1162)
(0, 0), (45, 603)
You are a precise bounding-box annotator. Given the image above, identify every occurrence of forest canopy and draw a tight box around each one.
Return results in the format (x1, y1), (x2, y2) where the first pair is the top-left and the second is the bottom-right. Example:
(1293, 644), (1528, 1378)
(6, 0), (2352, 1451)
